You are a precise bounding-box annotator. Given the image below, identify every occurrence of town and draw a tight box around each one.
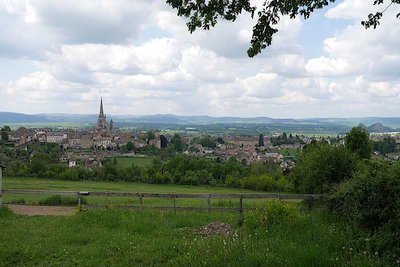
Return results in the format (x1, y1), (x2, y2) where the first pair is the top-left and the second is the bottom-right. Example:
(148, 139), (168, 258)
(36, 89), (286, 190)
(1, 99), (400, 172)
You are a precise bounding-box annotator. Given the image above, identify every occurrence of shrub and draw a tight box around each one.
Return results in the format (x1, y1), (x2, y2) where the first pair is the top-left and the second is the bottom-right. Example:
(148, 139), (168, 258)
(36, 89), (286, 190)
(276, 177), (294, 192)
(242, 174), (276, 191)
(244, 200), (301, 230)
(225, 174), (242, 188)
(10, 198), (26, 204)
(329, 160), (400, 258)
(39, 195), (87, 206)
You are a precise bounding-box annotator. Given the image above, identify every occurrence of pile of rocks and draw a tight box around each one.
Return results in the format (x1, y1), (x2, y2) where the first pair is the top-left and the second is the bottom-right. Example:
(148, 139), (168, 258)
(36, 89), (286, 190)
(199, 222), (233, 237)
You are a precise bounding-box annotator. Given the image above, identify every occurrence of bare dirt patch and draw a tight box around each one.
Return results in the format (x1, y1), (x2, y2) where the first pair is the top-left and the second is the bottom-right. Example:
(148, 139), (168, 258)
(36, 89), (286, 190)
(6, 204), (76, 216)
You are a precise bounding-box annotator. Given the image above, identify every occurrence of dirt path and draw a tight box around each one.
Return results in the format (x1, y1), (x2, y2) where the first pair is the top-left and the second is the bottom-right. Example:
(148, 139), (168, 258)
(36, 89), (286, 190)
(6, 204), (76, 216)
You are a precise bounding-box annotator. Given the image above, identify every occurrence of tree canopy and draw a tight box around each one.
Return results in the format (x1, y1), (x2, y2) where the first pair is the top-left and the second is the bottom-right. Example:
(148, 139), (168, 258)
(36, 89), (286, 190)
(345, 126), (372, 159)
(292, 141), (356, 193)
(166, 0), (400, 57)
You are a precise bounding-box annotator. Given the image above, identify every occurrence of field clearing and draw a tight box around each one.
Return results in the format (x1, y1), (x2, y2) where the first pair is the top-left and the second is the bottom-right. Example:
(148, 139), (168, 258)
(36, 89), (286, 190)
(279, 148), (298, 157)
(115, 157), (154, 168)
(6, 204), (75, 216)
(2, 177), (265, 193)
(2, 177), (287, 208)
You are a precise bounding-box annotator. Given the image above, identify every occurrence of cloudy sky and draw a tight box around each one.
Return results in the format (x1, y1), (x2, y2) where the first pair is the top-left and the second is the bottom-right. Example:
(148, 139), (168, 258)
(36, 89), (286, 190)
(0, 0), (399, 118)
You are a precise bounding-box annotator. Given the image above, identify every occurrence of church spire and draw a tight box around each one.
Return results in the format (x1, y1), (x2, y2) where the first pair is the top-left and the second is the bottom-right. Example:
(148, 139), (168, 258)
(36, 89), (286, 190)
(96, 97), (113, 132)
(99, 97), (104, 117)
(97, 97), (106, 130)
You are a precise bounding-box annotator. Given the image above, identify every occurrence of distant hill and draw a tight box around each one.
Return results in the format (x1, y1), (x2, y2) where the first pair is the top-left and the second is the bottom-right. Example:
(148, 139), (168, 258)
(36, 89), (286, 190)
(0, 112), (50, 123)
(1, 111), (400, 134)
(358, 123), (368, 130)
(37, 113), (98, 123)
(367, 122), (395, 133)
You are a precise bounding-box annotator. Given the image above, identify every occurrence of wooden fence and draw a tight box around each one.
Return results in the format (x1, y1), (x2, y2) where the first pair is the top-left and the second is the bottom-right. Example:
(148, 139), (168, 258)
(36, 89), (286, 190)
(3, 189), (321, 214)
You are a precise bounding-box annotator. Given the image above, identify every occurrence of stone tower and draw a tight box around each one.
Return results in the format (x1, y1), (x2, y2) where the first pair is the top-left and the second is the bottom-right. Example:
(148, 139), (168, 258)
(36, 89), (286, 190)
(96, 98), (112, 132)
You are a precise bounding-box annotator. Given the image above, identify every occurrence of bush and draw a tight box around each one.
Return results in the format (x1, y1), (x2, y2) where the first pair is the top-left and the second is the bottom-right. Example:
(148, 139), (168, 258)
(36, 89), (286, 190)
(225, 174), (242, 188)
(276, 177), (294, 192)
(329, 160), (400, 259)
(244, 200), (301, 230)
(39, 195), (87, 206)
(242, 175), (276, 191)
(10, 198), (26, 204)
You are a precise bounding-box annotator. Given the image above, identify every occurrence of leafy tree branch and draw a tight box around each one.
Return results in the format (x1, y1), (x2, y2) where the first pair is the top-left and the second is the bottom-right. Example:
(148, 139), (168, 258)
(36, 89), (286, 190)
(166, 0), (399, 57)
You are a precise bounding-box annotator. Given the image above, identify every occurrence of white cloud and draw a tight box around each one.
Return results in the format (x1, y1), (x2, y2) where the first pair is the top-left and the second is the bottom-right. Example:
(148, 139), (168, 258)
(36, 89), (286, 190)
(0, 0), (400, 118)
(325, 0), (381, 20)
(305, 57), (352, 76)
(33, 0), (157, 44)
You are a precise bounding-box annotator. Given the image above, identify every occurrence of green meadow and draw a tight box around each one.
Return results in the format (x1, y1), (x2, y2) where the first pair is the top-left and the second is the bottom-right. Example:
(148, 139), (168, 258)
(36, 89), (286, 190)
(2, 177), (272, 208)
(0, 206), (389, 266)
(0, 177), (393, 266)
(2, 177), (264, 193)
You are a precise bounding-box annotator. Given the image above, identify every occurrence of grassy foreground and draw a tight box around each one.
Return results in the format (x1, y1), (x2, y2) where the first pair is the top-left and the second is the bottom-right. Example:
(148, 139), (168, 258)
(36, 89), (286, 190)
(0, 207), (389, 267)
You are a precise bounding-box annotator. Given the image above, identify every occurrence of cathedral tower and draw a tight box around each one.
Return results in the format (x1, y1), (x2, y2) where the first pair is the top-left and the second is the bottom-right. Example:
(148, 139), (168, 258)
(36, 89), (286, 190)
(96, 98), (112, 132)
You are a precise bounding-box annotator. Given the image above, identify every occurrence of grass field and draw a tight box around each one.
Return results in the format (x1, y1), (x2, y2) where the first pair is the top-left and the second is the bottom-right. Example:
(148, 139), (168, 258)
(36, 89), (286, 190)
(0, 177), (392, 266)
(279, 148), (299, 157)
(0, 207), (389, 266)
(2, 177), (264, 193)
(115, 157), (154, 168)
(2, 177), (277, 208)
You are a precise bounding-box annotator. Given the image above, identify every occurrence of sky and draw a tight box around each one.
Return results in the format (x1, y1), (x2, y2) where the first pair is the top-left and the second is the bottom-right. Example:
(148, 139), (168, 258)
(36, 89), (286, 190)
(0, 0), (399, 118)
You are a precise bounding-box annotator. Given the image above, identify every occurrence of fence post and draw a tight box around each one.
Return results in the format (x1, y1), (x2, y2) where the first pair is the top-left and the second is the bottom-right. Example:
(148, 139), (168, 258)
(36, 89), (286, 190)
(238, 195), (244, 224)
(173, 194), (176, 213)
(139, 193), (143, 210)
(239, 195), (243, 216)
(77, 192), (81, 209)
(207, 194), (211, 213)
(105, 192), (109, 208)
(308, 196), (314, 211)
(0, 165), (3, 208)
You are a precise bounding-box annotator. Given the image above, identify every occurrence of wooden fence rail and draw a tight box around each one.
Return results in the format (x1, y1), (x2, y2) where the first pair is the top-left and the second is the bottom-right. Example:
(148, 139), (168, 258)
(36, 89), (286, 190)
(3, 189), (321, 214)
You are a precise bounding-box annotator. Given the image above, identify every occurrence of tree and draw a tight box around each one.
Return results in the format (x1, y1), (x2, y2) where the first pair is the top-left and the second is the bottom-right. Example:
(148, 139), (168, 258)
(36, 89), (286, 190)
(147, 131), (156, 140)
(361, 0), (400, 30)
(345, 126), (372, 159)
(126, 141), (135, 152)
(292, 141), (357, 193)
(1, 125), (11, 142)
(29, 153), (53, 176)
(1, 126), (11, 132)
(250, 161), (282, 181)
(0, 131), (8, 142)
(372, 136), (397, 154)
(170, 133), (184, 152)
(328, 160), (400, 257)
(160, 135), (168, 148)
(0, 153), (10, 167)
(258, 134), (264, 147)
(166, 0), (399, 57)
(199, 136), (216, 148)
